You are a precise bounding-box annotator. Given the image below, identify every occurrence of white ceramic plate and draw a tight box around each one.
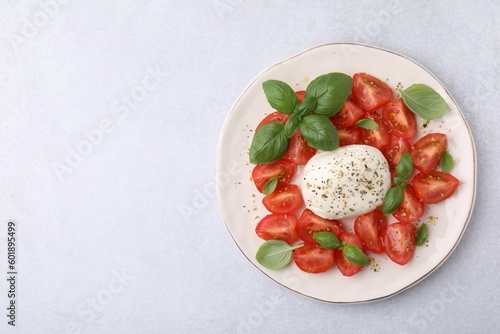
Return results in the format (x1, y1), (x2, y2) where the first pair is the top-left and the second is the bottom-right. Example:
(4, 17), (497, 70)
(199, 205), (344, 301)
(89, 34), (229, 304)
(216, 43), (476, 303)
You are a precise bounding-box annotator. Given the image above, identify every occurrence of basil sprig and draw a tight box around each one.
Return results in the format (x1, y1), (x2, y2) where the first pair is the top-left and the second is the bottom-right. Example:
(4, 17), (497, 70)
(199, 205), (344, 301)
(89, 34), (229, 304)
(249, 73), (352, 164)
(416, 223), (428, 246)
(399, 84), (450, 120)
(313, 232), (369, 267)
(255, 240), (303, 270)
(440, 151), (454, 173)
(382, 152), (413, 215)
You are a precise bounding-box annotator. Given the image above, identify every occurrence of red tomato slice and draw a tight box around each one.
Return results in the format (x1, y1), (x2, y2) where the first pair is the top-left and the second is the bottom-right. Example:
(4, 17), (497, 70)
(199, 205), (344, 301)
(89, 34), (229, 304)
(251, 158), (296, 193)
(411, 133), (448, 174)
(329, 96), (365, 128)
(256, 111), (290, 131)
(255, 213), (299, 244)
(382, 135), (411, 177)
(297, 209), (345, 244)
(336, 233), (366, 277)
(283, 130), (317, 165)
(413, 172), (459, 204)
(383, 222), (417, 265)
(354, 210), (387, 254)
(382, 98), (417, 140)
(295, 90), (306, 103)
(293, 243), (335, 274)
(337, 125), (361, 147)
(392, 185), (425, 223)
(352, 73), (393, 111)
(262, 183), (302, 214)
(359, 111), (391, 150)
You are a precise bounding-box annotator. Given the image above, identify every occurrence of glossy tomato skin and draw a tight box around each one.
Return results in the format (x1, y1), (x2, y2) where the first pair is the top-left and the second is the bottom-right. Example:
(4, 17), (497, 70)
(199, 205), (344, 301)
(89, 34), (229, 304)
(336, 233), (366, 277)
(297, 209), (345, 244)
(256, 111), (290, 131)
(255, 213), (299, 244)
(329, 96), (365, 128)
(413, 172), (460, 204)
(352, 73), (393, 111)
(283, 130), (317, 165)
(382, 135), (412, 177)
(383, 222), (417, 265)
(354, 210), (388, 254)
(262, 183), (302, 214)
(337, 125), (361, 146)
(359, 111), (391, 150)
(295, 90), (306, 103)
(252, 158), (296, 193)
(293, 243), (335, 274)
(382, 98), (417, 140)
(411, 133), (448, 174)
(392, 185), (425, 223)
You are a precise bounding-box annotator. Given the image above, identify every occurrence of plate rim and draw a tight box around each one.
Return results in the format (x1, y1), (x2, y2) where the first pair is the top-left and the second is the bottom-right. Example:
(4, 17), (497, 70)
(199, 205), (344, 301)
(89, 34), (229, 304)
(216, 42), (477, 304)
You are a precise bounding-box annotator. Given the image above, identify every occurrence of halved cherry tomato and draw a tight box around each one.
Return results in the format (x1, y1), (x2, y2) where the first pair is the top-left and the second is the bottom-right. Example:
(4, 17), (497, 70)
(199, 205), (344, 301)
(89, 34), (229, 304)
(413, 172), (459, 204)
(252, 158), (296, 193)
(392, 185), (425, 223)
(337, 125), (361, 146)
(382, 98), (417, 140)
(255, 213), (299, 244)
(283, 130), (316, 165)
(329, 96), (365, 128)
(359, 111), (391, 150)
(354, 210), (387, 254)
(411, 133), (448, 174)
(296, 209), (345, 244)
(256, 111), (290, 131)
(295, 90), (306, 103)
(336, 233), (366, 277)
(293, 243), (335, 274)
(352, 73), (393, 111)
(382, 135), (411, 177)
(262, 183), (302, 214)
(383, 222), (416, 265)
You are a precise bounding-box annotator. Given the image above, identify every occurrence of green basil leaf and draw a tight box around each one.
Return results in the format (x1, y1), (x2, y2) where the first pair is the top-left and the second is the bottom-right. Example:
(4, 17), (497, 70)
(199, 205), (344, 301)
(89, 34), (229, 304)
(399, 84), (450, 120)
(262, 177), (278, 195)
(255, 240), (303, 270)
(249, 122), (289, 164)
(396, 152), (413, 180)
(313, 231), (340, 250)
(306, 73), (352, 116)
(343, 245), (369, 266)
(296, 96), (317, 117)
(440, 151), (454, 173)
(284, 114), (301, 138)
(299, 115), (339, 151)
(356, 118), (379, 130)
(382, 186), (404, 215)
(416, 223), (428, 246)
(262, 80), (298, 114)
(393, 177), (403, 186)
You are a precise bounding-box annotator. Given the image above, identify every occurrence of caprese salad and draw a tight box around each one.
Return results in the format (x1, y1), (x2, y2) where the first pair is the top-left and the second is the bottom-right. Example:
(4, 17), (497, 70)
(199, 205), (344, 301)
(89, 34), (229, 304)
(249, 72), (460, 276)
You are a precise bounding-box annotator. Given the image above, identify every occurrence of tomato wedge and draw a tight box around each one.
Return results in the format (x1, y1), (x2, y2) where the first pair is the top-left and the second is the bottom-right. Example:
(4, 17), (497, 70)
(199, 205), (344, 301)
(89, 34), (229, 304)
(383, 222), (417, 265)
(256, 111), (290, 131)
(295, 90), (306, 103)
(293, 243), (335, 274)
(262, 183), (302, 214)
(255, 213), (299, 244)
(411, 133), (448, 174)
(354, 210), (387, 254)
(296, 209), (345, 244)
(336, 233), (366, 277)
(382, 135), (411, 177)
(392, 185), (425, 223)
(329, 96), (365, 128)
(413, 172), (459, 204)
(283, 130), (317, 165)
(382, 98), (417, 140)
(359, 111), (391, 150)
(352, 73), (393, 111)
(337, 125), (361, 147)
(252, 158), (296, 193)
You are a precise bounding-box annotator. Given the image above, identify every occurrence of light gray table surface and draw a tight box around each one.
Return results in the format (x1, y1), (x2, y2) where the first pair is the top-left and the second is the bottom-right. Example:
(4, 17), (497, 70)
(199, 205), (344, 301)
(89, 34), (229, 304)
(0, 1), (498, 333)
